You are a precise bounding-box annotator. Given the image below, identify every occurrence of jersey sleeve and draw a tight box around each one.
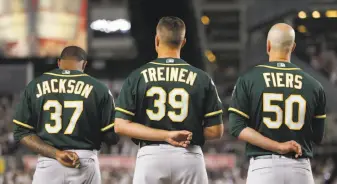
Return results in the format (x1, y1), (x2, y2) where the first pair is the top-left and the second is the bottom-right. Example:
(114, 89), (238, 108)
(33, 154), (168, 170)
(314, 87), (326, 119)
(115, 77), (136, 121)
(228, 77), (250, 119)
(13, 88), (35, 130)
(203, 78), (224, 127)
(13, 87), (36, 142)
(312, 87), (326, 144)
(100, 89), (116, 132)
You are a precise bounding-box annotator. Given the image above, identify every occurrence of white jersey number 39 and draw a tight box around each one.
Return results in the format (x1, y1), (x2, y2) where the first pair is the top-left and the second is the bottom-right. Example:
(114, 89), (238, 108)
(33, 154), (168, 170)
(146, 87), (189, 122)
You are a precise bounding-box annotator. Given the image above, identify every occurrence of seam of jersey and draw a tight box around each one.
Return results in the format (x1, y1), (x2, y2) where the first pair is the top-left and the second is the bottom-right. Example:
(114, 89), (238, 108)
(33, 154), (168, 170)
(149, 62), (189, 66)
(314, 114), (326, 118)
(256, 65), (301, 71)
(204, 109), (223, 117)
(115, 107), (135, 116)
(101, 123), (115, 132)
(228, 107), (250, 119)
(13, 119), (34, 129)
(44, 73), (88, 77)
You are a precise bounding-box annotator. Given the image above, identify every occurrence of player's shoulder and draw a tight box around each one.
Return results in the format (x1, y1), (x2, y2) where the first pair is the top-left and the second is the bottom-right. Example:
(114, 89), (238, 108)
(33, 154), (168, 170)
(81, 75), (112, 97)
(300, 70), (324, 90)
(85, 75), (108, 88)
(234, 65), (259, 83)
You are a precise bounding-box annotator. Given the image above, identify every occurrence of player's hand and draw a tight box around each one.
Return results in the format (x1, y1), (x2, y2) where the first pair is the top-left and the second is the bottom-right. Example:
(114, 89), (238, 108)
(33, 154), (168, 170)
(277, 140), (302, 158)
(165, 130), (193, 148)
(55, 151), (80, 168)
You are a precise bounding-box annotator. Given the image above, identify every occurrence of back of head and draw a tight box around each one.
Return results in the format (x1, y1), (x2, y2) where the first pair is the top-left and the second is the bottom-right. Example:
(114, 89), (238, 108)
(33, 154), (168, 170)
(60, 46), (87, 62)
(267, 23), (295, 53)
(59, 46), (87, 71)
(156, 16), (186, 49)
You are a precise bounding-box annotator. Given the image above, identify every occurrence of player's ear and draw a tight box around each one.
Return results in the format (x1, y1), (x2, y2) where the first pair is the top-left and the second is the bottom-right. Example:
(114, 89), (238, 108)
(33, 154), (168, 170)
(155, 35), (160, 53)
(291, 42), (296, 53)
(155, 35), (160, 47)
(57, 59), (61, 68)
(82, 61), (87, 71)
(267, 40), (271, 54)
(181, 38), (186, 48)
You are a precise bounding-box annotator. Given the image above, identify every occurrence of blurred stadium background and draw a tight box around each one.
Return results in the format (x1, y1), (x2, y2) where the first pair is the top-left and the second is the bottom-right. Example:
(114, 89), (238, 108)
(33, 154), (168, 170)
(0, 0), (337, 183)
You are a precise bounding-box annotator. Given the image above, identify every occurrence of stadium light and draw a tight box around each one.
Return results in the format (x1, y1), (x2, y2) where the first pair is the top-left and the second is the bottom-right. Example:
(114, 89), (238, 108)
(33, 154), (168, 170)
(90, 19), (131, 33)
(326, 10), (337, 18)
(312, 11), (320, 19)
(298, 11), (307, 19)
(297, 25), (307, 33)
(201, 16), (210, 25)
(205, 50), (216, 62)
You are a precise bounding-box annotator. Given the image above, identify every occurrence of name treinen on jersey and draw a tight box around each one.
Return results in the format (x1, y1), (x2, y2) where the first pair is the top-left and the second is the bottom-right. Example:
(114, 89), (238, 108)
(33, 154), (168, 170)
(141, 67), (197, 86)
(36, 79), (94, 98)
(263, 72), (303, 89)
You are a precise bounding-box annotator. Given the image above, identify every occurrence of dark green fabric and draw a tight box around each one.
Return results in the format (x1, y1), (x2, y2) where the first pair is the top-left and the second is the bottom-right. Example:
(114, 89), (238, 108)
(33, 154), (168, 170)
(13, 69), (118, 150)
(228, 62), (326, 158)
(115, 58), (223, 146)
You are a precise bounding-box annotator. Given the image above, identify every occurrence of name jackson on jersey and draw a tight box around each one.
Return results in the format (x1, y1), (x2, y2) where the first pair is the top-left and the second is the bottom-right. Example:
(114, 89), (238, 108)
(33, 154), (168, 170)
(36, 79), (93, 98)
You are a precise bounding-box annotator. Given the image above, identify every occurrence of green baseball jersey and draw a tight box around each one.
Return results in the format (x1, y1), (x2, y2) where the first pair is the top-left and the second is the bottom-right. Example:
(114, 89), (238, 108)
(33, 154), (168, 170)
(229, 62), (326, 158)
(13, 69), (115, 150)
(115, 58), (223, 146)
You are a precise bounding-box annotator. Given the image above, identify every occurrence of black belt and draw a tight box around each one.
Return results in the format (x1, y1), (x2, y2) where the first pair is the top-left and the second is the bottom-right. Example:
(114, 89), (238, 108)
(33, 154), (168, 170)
(139, 141), (168, 148)
(139, 141), (200, 148)
(252, 154), (309, 160)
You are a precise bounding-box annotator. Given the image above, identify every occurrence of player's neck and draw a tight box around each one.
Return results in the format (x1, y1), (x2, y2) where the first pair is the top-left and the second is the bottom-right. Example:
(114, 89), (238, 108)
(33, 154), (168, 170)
(268, 51), (291, 63)
(58, 66), (82, 72)
(157, 48), (181, 59)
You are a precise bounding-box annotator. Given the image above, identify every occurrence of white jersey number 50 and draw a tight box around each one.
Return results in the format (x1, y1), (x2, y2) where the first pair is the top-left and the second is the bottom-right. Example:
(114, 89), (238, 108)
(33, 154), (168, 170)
(263, 93), (306, 130)
(146, 87), (189, 122)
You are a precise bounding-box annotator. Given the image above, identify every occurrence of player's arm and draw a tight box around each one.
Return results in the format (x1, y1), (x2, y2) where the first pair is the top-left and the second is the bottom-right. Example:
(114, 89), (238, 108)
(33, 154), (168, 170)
(203, 78), (224, 140)
(114, 77), (191, 147)
(100, 89), (119, 145)
(230, 113), (300, 154)
(13, 88), (58, 158)
(13, 88), (78, 167)
(312, 87), (326, 144)
(228, 78), (302, 156)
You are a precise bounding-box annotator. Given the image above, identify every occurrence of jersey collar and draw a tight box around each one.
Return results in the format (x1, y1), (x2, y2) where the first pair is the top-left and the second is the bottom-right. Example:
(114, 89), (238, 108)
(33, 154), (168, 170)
(256, 62), (301, 70)
(149, 58), (189, 66)
(44, 69), (88, 77)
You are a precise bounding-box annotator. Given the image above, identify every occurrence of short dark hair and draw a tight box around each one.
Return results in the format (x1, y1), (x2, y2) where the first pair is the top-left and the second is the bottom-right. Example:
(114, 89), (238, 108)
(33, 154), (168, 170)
(157, 16), (186, 48)
(60, 46), (87, 61)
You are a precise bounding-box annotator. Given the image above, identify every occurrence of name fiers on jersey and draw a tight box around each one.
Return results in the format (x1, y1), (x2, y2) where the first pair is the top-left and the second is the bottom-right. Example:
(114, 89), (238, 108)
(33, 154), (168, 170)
(263, 72), (303, 89)
(36, 79), (94, 98)
(141, 67), (197, 86)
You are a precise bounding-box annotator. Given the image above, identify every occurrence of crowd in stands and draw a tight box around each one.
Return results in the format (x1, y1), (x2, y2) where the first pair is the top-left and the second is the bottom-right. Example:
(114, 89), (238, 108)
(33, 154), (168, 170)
(305, 36), (337, 85)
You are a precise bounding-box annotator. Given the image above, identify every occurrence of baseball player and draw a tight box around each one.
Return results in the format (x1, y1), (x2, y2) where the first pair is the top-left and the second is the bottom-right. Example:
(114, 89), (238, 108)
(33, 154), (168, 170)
(13, 46), (119, 184)
(228, 23), (326, 184)
(114, 16), (224, 184)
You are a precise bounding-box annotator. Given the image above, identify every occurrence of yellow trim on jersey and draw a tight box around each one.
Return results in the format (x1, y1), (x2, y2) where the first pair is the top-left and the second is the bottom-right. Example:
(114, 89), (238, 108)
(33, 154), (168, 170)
(44, 73), (88, 77)
(115, 107), (135, 116)
(101, 123), (115, 132)
(204, 110), (223, 117)
(228, 107), (250, 119)
(149, 62), (189, 66)
(256, 65), (301, 71)
(13, 119), (34, 130)
(314, 114), (326, 119)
